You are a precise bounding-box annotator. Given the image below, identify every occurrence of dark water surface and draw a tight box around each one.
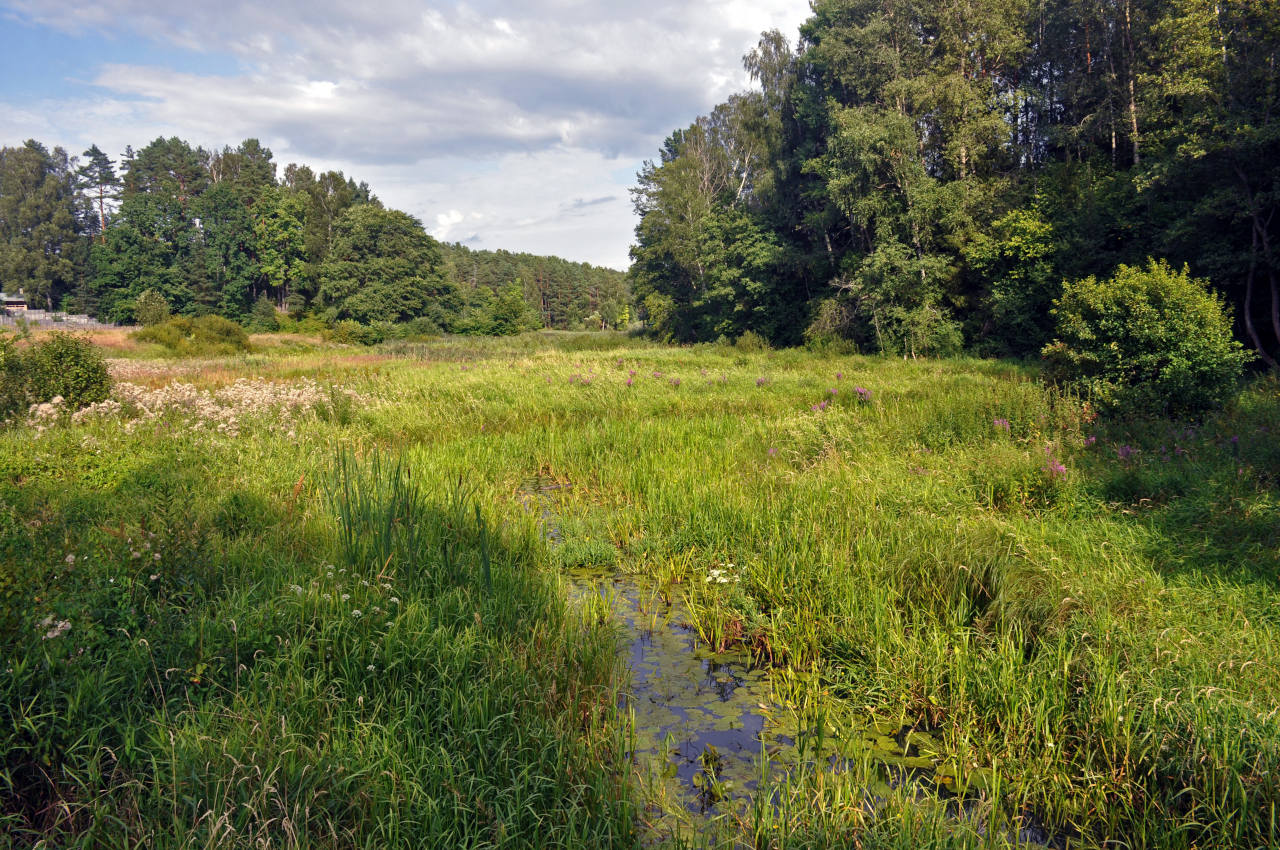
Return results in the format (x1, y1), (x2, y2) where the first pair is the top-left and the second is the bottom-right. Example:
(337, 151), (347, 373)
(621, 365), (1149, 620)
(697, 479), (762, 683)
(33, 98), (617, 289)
(566, 569), (783, 814)
(522, 473), (1058, 845)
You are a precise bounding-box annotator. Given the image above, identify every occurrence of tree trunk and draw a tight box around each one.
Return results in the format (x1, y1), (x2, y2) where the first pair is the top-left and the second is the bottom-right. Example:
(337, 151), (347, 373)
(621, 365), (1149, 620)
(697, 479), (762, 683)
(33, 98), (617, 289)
(1245, 225), (1278, 368)
(1269, 266), (1279, 357)
(1123, 0), (1141, 167)
(97, 184), (108, 243)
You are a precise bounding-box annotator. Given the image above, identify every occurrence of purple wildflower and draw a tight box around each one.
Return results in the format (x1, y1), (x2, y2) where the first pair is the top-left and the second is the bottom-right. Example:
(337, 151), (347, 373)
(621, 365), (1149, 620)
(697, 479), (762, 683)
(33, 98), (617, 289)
(756, 377), (767, 387)
(836, 372), (844, 381)
(854, 386), (872, 403)
(993, 417), (1011, 432)
(829, 388), (838, 396)
(1118, 444), (1136, 460)
(768, 447), (778, 457)
(670, 377), (681, 388)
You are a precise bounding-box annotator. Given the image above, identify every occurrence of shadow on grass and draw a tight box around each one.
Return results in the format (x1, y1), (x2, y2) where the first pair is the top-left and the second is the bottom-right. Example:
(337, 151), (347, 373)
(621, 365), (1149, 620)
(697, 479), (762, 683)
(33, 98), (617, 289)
(0, 446), (634, 848)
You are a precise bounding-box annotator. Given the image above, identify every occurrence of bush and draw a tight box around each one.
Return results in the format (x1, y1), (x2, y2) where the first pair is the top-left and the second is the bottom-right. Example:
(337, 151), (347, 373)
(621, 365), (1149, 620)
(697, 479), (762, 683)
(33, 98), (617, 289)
(248, 295), (279, 332)
(735, 330), (771, 353)
(390, 317), (443, 340)
(1042, 259), (1248, 416)
(804, 298), (859, 353)
(22, 333), (111, 410)
(133, 289), (171, 327)
(0, 332), (28, 419)
(132, 315), (252, 356)
(327, 320), (384, 346)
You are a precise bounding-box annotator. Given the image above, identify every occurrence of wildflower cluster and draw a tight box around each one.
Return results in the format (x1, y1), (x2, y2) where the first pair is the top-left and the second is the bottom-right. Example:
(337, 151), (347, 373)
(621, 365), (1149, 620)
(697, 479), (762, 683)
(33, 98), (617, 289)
(705, 563), (741, 585)
(1043, 446), (1067, 479)
(37, 615), (72, 640)
(287, 562), (402, 633)
(68, 378), (364, 437)
(25, 395), (66, 433)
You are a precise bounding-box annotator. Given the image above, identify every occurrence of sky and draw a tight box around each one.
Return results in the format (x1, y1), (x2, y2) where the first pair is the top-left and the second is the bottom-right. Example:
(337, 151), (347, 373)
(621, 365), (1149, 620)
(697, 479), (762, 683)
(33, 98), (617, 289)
(0, 1), (813, 269)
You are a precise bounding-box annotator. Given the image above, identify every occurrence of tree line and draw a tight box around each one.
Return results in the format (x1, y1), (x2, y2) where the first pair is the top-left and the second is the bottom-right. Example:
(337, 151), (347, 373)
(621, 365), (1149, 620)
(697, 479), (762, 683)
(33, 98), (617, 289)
(0, 137), (629, 334)
(630, 0), (1280, 366)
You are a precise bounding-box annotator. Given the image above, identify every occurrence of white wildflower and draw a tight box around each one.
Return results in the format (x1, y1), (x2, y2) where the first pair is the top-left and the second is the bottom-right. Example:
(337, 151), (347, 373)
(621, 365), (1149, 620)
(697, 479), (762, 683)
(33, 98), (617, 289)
(42, 619), (71, 640)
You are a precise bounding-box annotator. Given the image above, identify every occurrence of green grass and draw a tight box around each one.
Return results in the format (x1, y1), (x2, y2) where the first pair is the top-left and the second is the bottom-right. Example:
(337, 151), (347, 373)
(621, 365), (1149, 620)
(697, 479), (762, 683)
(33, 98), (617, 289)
(1, 334), (1277, 848)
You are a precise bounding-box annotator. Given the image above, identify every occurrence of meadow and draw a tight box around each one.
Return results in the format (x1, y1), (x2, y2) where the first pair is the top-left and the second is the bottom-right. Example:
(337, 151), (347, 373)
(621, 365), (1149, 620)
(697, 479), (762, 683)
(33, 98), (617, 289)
(1, 331), (1277, 849)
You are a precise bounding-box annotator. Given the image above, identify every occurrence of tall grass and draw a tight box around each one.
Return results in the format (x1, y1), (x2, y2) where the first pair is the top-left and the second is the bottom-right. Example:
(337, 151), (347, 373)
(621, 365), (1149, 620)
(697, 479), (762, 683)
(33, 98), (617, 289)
(1, 338), (1276, 848)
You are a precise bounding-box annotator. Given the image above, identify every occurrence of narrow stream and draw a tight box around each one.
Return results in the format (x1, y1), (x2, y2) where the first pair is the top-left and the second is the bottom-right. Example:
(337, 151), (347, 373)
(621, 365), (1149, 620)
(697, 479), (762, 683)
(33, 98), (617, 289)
(565, 568), (782, 814)
(521, 473), (1061, 846)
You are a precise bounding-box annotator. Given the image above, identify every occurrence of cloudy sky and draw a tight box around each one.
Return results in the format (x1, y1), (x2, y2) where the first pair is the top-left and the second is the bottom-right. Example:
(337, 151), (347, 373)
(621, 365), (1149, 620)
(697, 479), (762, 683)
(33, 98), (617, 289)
(0, 1), (813, 269)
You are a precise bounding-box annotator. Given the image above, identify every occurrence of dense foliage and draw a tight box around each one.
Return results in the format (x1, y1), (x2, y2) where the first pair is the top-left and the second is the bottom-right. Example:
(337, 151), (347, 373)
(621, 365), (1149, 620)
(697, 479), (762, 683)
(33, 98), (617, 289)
(1043, 259), (1248, 414)
(1, 338), (1277, 846)
(0, 331), (111, 416)
(632, 0), (1280, 369)
(132, 315), (252, 357)
(0, 138), (628, 336)
(441, 243), (631, 331)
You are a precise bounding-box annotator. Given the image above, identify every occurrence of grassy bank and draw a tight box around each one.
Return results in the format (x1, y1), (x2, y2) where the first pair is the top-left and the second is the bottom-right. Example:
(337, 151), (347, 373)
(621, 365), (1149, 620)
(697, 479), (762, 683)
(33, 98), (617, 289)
(1, 332), (1277, 848)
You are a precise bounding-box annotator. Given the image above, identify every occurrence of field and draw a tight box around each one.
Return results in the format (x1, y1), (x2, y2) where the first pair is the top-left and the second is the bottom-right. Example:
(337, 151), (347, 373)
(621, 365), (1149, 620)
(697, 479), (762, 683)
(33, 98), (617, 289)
(1, 332), (1278, 849)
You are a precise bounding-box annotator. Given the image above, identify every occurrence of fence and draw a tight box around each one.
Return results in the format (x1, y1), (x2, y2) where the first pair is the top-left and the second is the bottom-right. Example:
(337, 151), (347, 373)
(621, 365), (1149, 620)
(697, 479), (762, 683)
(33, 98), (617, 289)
(0, 310), (125, 331)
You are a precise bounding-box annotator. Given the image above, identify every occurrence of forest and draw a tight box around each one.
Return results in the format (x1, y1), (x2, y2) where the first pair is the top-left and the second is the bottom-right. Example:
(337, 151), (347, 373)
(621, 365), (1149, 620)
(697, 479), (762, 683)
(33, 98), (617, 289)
(631, 0), (1280, 367)
(0, 137), (628, 334)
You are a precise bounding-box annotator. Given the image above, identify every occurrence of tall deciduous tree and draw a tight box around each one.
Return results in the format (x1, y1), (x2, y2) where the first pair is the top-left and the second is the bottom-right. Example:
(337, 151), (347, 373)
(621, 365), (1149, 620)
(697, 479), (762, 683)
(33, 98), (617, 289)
(317, 206), (458, 325)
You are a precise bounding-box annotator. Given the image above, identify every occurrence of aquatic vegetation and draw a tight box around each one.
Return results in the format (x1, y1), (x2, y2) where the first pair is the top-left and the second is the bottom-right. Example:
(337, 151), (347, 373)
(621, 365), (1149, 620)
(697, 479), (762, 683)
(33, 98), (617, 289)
(1, 337), (1276, 849)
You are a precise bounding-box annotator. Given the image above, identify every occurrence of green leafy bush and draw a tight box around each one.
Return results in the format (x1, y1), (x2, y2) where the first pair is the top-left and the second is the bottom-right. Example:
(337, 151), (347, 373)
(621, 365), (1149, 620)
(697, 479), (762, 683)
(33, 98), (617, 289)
(248, 295), (280, 332)
(0, 332), (28, 419)
(735, 330), (771, 353)
(22, 333), (112, 410)
(133, 289), (171, 327)
(1042, 259), (1248, 415)
(327, 319), (384, 346)
(132, 315), (252, 356)
(804, 298), (859, 353)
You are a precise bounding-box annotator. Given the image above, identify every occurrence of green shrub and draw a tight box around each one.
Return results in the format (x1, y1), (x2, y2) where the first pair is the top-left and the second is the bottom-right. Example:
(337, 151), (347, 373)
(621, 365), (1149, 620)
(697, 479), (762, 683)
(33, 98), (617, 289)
(328, 320), (384, 346)
(22, 333), (111, 410)
(133, 289), (171, 327)
(804, 298), (859, 353)
(0, 332), (28, 419)
(133, 315), (252, 356)
(1042, 259), (1248, 416)
(735, 330), (771, 353)
(248, 295), (279, 332)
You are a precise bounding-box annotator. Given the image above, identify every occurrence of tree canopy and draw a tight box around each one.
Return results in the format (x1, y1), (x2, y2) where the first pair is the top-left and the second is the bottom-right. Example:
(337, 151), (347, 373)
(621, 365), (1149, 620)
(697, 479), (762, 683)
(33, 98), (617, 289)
(631, 0), (1280, 365)
(0, 135), (629, 335)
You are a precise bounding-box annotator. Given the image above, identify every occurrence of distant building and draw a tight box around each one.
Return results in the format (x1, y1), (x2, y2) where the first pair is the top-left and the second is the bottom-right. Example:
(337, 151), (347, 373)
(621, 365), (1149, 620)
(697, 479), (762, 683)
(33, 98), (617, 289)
(1, 291), (27, 312)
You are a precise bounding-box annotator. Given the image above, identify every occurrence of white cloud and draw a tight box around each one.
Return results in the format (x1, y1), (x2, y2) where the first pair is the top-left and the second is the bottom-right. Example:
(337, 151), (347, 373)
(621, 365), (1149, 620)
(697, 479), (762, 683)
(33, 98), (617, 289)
(0, 0), (813, 267)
